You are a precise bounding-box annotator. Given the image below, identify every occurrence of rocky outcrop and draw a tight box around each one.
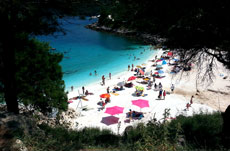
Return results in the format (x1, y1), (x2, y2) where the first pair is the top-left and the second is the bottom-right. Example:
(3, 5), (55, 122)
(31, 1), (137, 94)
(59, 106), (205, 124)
(0, 111), (41, 151)
(86, 23), (165, 45)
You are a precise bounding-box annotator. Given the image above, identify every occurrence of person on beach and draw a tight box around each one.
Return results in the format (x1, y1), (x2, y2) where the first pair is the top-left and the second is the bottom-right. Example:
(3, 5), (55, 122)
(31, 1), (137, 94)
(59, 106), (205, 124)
(159, 82), (162, 89)
(186, 103), (190, 111)
(94, 70), (97, 76)
(155, 55), (157, 60)
(82, 86), (85, 95)
(109, 73), (111, 80)
(128, 65), (130, 71)
(107, 86), (110, 94)
(105, 97), (110, 104)
(190, 95), (194, 105)
(159, 89), (163, 99)
(152, 76), (155, 83)
(71, 86), (74, 91)
(102, 75), (105, 85)
(128, 109), (133, 120)
(131, 64), (134, 71)
(163, 90), (166, 100)
(154, 83), (157, 90)
(171, 84), (175, 93)
(85, 90), (88, 95)
(148, 80), (152, 89)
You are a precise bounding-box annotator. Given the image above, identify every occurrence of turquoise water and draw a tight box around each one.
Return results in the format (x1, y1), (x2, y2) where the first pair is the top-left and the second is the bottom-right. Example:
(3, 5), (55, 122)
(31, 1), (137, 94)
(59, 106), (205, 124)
(39, 17), (156, 91)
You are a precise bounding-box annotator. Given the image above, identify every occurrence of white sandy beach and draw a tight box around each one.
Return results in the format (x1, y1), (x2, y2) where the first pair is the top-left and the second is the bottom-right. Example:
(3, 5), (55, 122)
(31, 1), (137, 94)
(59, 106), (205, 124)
(66, 48), (230, 135)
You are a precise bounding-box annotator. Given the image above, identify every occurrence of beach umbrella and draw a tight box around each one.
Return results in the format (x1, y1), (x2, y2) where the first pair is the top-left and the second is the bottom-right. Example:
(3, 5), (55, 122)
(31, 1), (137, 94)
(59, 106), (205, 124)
(158, 70), (164, 74)
(139, 69), (144, 75)
(135, 86), (144, 91)
(154, 72), (159, 75)
(162, 60), (167, 65)
(100, 93), (111, 98)
(136, 65), (142, 68)
(173, 58), (179, 61)
(105, 106), (124, 116)
(145, 72), (151, 76)
(143, 78), (150, 81)
(167, 51), (173, 56)
(132, 99), (149, 109)
(117, 81), (125, 86)
(156, 64), (162, 68)
(156, 59), (163, 62)
(128, 76), (136, 81)
(101, 116), (119, 126)
(68, 100), (73, 103)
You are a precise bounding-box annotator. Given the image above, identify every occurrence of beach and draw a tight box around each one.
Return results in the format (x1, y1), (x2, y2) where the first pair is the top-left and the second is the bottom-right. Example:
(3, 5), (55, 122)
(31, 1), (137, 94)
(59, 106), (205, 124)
(66, 48), (229, 134)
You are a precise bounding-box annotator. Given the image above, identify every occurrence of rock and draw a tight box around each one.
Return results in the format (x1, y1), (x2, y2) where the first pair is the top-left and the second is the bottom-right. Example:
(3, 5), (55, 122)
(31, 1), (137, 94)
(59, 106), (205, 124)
(11, 139), (28, 151)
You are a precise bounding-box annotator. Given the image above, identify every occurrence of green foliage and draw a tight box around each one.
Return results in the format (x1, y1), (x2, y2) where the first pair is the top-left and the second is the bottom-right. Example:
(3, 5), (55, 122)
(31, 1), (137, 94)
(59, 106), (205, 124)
(21, 124), (120, 151)
(15, 38), (68, 113)
(98, 0), (230, 69)
(169, 112), (223, 150)
(17, 112), (228, 151)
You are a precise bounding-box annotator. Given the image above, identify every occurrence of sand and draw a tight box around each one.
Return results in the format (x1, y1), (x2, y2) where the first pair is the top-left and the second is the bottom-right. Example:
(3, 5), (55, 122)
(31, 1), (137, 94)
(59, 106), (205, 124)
(66, 48), (230, 134)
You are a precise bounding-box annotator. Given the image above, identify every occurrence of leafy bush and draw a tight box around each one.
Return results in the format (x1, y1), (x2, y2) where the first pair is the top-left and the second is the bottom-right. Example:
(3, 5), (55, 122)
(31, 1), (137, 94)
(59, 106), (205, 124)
(169, 112), (223, 150)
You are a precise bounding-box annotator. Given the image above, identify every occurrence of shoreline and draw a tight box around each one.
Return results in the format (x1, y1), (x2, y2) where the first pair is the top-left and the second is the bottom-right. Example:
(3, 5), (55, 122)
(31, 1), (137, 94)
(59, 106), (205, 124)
(85, 23), (164, 45)
(67, 47), (159, 95)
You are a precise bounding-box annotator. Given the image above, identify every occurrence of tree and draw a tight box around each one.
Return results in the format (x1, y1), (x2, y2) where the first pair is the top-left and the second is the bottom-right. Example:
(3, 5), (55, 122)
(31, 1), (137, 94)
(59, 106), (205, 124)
(99, 0), (230, 70)
(15, 38), (67, 113)
(0, 0), (75, 114)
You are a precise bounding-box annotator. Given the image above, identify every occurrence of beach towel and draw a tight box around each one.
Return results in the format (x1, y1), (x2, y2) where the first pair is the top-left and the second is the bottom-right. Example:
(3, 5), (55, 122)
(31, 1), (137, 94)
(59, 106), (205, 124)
(111, 93), (119, 96)
(82, 97), (89, 101)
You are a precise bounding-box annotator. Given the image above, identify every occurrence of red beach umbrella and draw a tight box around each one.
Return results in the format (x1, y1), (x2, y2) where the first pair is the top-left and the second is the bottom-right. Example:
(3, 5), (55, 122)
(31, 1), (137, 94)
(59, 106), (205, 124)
(105, 106), (124, 116)
(101, 116), (119, 126)
(167, 51), (173, 56)
(100, 93), (111, 98)
(132, 99), (149, 109)
(128, 76), (136, 81)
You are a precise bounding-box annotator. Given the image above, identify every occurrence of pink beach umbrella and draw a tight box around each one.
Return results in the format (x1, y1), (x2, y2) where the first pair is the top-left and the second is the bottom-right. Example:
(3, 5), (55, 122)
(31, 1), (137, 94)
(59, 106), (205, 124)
(139, 69), (144, 75)
(101, 116), (119, 126)
(105, 106), (124, 116)
(132, 99), (149, 109)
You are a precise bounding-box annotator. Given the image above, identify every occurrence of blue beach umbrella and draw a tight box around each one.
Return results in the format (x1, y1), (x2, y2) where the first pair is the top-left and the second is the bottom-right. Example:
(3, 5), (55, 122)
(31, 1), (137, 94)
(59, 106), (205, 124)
(162, 60), (167, 65)
(158, 70), (164, 74)
(173, 58), (179, 61)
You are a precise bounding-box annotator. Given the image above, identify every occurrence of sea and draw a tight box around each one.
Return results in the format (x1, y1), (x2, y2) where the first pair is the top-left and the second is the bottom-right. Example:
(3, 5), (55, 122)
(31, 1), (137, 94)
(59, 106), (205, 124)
(38, 17), (157, 91)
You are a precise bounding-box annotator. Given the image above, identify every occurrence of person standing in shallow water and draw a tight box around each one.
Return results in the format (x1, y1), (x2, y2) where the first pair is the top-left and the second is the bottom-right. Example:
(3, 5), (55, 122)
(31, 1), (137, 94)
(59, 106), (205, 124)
(109, 73), (111, 80)
(94, 70), (97, 76)
(102, 75), (105, 86)
(128, 65), (130, 71)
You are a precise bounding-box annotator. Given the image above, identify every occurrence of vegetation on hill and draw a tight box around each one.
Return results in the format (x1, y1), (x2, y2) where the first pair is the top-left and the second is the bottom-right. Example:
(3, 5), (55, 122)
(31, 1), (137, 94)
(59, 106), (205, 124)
(98, 0), (230, 71)
(1, 111), (227, 151)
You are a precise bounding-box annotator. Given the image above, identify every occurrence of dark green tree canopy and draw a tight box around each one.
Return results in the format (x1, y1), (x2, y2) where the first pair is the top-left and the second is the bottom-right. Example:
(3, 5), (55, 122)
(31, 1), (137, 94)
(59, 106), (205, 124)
(0, 0), (77, 114)
(99, 0), (230, 69)
(15, 38), (67, 113)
